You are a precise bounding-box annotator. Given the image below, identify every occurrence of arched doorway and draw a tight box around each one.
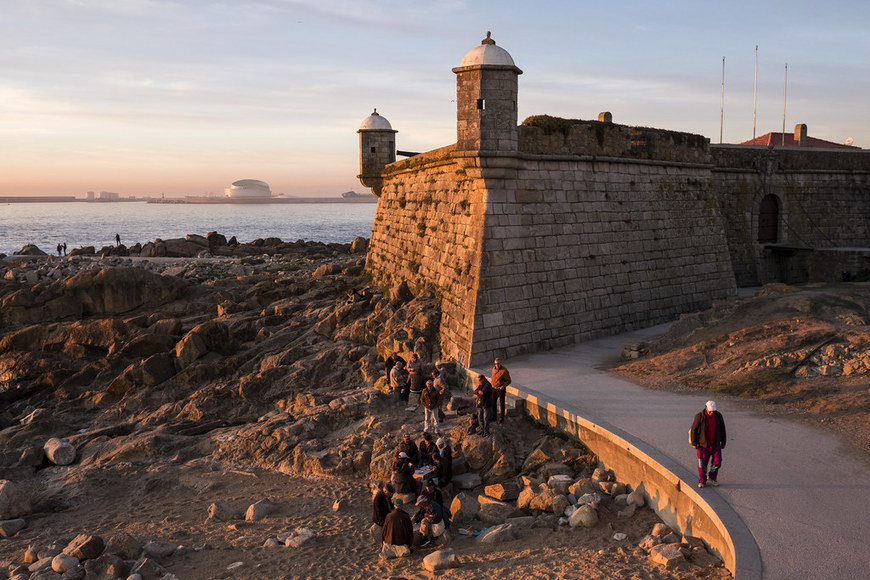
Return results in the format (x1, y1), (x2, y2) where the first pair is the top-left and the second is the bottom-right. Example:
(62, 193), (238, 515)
(758, 194), (779, 243)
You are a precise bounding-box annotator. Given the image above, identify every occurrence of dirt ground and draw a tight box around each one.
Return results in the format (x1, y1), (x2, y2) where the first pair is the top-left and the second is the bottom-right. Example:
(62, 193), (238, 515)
(614, 282), (870, 456)
(0, 458), (728, 580)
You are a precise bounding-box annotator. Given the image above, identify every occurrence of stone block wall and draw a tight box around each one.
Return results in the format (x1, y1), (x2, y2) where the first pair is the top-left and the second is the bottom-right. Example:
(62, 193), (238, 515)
(467, 155), (736, 364)
(712, 146), (870, 286)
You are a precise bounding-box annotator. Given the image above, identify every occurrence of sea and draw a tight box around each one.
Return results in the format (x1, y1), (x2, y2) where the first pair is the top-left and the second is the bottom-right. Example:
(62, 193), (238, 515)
(0, 202), (377, 256)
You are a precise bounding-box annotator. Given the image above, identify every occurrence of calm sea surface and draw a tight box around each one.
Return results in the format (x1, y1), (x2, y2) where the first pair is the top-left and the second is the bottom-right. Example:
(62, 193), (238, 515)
(0, 202), (377, 256)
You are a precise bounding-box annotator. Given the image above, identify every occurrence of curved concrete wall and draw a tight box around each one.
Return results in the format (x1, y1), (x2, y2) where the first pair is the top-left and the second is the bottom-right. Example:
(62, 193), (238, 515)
(467, 369), (761, 579)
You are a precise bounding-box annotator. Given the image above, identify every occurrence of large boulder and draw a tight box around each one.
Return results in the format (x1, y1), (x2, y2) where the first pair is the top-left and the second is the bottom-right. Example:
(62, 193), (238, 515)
(422, 548), (457, 571)
(485, 482), (520, 501)
(477, 523), (514, 545)
(568, 504), (599, 528)
(0, 480), (31, 519)
(175, 321), (233, 369)
(449, 492), (480, 525)
(43, 438), (76, 466)
(478, 500), (516, 525)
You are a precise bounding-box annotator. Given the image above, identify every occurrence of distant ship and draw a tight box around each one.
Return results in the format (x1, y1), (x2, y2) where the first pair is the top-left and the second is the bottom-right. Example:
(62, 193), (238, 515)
(341, 190), (374, 199)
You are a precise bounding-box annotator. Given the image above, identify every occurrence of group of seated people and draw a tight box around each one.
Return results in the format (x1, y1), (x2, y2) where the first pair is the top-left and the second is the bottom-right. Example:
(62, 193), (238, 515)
(373, 431), (455, 556)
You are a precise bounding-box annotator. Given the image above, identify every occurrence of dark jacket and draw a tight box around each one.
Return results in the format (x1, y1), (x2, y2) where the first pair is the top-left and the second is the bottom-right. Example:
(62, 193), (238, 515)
(372, 490), (392, 526)
(474, 378), (493, 408)
(412, 499), (449, 528)
(382, 508), (413, 546)
(420, 386), (441, 410)
(392, 458), (415, 494)
(385, 354), (406, 377)
(418, 440), (437, 465)
(690, 410), (726, 448)
(398, 440), (419, 466)
(434, 445), (453, 487)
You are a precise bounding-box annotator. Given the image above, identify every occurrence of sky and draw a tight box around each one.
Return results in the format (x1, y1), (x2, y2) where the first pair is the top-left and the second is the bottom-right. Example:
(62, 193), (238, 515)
(1, 0), (868, 198)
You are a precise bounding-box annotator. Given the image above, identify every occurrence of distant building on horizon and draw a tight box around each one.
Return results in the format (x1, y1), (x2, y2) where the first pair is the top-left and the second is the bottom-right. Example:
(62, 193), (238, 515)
(97, 191), (120, 201)
(225, 179), (272, 199)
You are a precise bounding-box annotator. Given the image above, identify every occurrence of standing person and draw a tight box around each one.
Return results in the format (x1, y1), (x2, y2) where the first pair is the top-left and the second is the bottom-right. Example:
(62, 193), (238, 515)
(690, 400), (727, 488)
(390, 360), (409, 402)
(407, 352), (425, 395)
(432, 367), (448, 420)
(385, 352), (406, 379)
(62, 242), (67, 256)
(382, 498), (414, 558)
(473, 375), (494, 437)
(115, 233), (121, 247)
(491, 358), (512, 424)
(56, 243), (62, 257)
(420, 379), (441, 434)
(434, 438), (453, 488)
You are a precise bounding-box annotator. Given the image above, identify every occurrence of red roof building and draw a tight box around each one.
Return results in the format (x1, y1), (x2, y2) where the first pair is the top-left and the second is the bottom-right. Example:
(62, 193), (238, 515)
(741, 125), (858, 149)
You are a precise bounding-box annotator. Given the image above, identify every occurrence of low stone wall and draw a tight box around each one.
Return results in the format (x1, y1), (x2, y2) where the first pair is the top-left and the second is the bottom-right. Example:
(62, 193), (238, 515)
(465, 369), (761, 578)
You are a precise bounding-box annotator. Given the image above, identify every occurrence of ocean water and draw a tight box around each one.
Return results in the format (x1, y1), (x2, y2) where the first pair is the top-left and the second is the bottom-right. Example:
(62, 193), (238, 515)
(0, 202), (377, 256)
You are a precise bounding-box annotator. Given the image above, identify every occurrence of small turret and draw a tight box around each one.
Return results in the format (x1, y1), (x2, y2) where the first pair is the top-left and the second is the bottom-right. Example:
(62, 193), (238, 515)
(357, 109), (397, 196)
(452, 32), (522, 153)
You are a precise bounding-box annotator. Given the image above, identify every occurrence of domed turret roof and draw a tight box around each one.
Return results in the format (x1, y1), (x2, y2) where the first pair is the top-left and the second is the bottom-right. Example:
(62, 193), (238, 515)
(359, 109), (394, 131)
(459, 31), (517, 68)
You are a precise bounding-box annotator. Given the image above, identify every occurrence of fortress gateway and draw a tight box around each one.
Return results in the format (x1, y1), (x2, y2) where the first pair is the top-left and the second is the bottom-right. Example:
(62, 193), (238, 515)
(358, 34), (870, 367)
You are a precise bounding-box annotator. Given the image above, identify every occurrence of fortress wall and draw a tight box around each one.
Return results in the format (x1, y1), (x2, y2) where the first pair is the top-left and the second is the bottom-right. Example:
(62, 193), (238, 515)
(467, 154), (737, 365)
(366, 148), (487, 364)
(712, 146), (870, 285)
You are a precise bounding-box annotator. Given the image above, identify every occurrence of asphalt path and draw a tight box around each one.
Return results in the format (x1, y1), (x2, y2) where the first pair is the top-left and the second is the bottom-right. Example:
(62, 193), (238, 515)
(502, 324), (870, 580)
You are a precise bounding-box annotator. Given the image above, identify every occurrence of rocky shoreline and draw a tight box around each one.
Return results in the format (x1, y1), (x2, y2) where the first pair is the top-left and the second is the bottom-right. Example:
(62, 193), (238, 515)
(0, 233), (729, 579)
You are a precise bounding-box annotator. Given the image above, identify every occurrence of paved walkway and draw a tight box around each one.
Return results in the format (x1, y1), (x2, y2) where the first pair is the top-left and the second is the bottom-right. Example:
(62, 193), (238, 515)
(502, 325), (870, 579)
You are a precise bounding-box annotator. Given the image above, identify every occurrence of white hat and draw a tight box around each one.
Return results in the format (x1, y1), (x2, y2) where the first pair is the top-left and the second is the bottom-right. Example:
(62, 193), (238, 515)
(436, 438), (446, 448)
(399, 451), (409, 459)
(705, 400), (717, 412)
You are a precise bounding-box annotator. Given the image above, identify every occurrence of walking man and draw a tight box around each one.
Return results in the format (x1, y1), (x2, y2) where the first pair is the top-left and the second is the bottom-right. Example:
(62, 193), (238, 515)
(690, 400), (727, 488)
(491, 358), (511, 424)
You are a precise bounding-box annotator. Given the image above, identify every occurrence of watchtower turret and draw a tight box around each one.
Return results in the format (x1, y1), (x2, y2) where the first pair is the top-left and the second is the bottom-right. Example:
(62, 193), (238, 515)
(452, 32), (522, 153)
(357, 109), (396, 196)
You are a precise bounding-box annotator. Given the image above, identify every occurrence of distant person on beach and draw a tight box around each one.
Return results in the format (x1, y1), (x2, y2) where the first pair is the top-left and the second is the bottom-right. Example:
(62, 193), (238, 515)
(381, 498), (413, 558)
(390, 360), (409, 402)
(115, 233), (120, 247)
(56, 243), (62, 256)
(690, 400), (727, 488)
(62, 242), (67, 256)
(474, 374), (494, 437)
(491, 358), (512, 425)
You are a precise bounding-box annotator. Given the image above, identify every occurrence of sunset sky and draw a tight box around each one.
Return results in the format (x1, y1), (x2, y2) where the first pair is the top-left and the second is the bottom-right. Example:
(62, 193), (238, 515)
(2, 1), (868, 197)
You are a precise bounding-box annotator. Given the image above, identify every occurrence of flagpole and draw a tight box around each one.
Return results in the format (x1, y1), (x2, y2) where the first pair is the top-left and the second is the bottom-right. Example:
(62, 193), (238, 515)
(782, 63), (788, 146)
(720, 57), (725, 144)
(753, 45), (758, 140)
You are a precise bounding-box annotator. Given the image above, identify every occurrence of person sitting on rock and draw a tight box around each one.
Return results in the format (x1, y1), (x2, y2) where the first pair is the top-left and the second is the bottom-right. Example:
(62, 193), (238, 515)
(345, 288), (363, 303)
(412, 496), (450, 546)
(420, 478), (443, 508)
(397, 432), (419, 467)
(392, 451), (415, 494)
(390, 360), (409, 402)
(418, 432), (437, 467)
(382, 498), (413, 558)
(434, 438), (453, 488)
(372, 482), (394, 530)
(420, 380), (441, 435)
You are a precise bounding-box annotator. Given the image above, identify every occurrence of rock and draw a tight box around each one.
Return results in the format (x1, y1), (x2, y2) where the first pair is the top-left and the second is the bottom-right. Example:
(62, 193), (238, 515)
(390, 281), (414, 305)
(617, 503), (637, 519)
(129, 556), (166, 578)
(517, 485), (536, 510)
(263, 538), (282, 548)
(682, 535), (706, 549)
(568, 478), (595, 496)
(449, 492), (480, 525)
(332, 499), (348, 512)
(592, 467), (614, 481)
(551, 494), (570, 516)
(43, 438), (76, 466)
(527, 486), (555, 511)
(613, 532), (627, 541)
(478, 500), (515, 525)
(649, 544), (685, 568)
(29, 556), (54, 572)
(568, 504), (599, 528)
(381, 543), (411, 559)
(547, 474), (573, 495)
(15, 244), (48, 256)
(350, 237), (368, 253)
(506, 515), (535, 529)
(104, 532), (141, 560)
(63, 534), (105, 560)
(30, 571), (62, 580)
(51, 554), (79, 574)
(0, 518), (27, 537)
(477, 523), (514, 544)
(422, 547), (457, 571)
(484, 481), (520, 501)
(452, 472), (482, 490)
(627, 490), (645, 507)
(576, 492), (602, 508)
(175, 321), (233, 369)
(142, 540), (177, 559)
(83, 554), (129, 580)
(206, 501), (239, 522)
(246, 499), (278, 521)
(0, 479), (31, 519)
(285, 527), (315, 548)
(540, 462), (572, 479)
(651, 523), (673, 537)
(662, 533), (681, 544)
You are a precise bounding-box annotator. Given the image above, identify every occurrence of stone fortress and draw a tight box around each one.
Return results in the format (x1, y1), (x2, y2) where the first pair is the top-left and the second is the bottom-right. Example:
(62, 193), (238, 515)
(358, 33), (870, 367)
